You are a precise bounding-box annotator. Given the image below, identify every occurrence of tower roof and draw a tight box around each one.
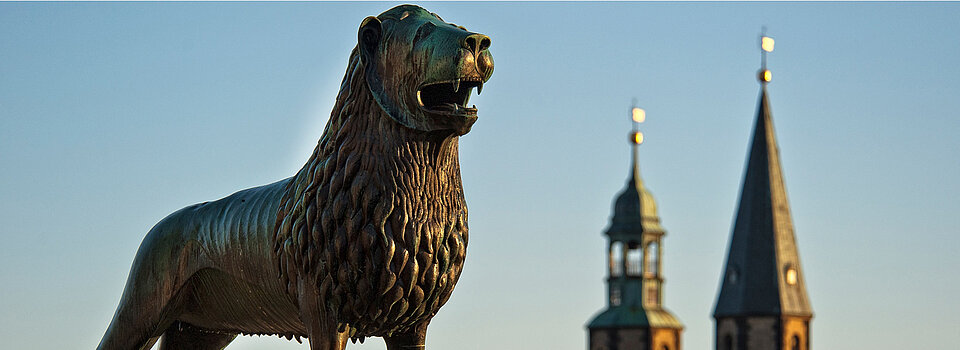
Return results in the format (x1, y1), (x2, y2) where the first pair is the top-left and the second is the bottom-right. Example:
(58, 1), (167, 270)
(713, 86), (813, 318)
(605, 145), (665, 241)
(588, 306), (683, 330)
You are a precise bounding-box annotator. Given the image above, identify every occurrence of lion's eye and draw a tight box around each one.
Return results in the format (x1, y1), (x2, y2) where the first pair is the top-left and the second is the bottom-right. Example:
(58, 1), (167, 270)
(414, 22), (436, 44)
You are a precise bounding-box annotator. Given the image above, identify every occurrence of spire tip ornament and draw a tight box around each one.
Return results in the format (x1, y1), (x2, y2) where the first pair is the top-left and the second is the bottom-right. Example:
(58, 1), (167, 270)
(758, 69), (772, 83)
(629, 101), (645, 145)
(758, 28), (774, 84)
(761, 36), (775, 53)
(631, 131), (644, 145)
(632, 107), (646, 123)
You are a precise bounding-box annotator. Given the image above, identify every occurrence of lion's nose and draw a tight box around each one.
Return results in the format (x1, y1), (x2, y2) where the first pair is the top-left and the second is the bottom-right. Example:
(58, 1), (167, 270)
(463, 33), (491, 55)
(463, 33), (493, 80)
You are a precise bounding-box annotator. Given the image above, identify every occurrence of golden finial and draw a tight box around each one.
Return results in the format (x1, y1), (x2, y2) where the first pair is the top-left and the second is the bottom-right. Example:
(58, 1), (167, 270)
(630, 99), (645, 145)
(758, 27), (774, 83)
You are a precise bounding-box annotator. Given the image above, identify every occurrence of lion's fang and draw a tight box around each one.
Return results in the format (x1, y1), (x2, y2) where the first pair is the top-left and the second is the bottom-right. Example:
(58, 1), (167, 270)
(477, 82), (483, 95)
(453, 79), (460, 93)
(416, 90), (424, 106)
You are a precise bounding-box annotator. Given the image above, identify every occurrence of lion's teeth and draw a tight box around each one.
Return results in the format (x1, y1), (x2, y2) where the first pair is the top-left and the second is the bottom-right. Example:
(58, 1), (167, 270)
(417, 90), (424, 106)
(477, 82), (483, 95)
(453, 78), (460, 93)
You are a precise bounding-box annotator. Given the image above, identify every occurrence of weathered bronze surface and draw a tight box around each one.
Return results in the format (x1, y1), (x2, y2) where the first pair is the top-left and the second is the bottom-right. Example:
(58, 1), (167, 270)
(97, 5), (493, 350)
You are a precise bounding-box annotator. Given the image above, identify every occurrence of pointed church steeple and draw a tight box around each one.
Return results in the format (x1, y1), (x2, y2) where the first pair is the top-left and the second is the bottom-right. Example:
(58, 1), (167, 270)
(587, 106), (682, 350)
(713, 33), (813, 350)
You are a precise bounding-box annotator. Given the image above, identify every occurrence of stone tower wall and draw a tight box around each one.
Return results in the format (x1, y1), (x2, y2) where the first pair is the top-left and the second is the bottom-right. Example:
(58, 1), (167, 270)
(745, 317), (778, 350)
(589, 328), (650, 350)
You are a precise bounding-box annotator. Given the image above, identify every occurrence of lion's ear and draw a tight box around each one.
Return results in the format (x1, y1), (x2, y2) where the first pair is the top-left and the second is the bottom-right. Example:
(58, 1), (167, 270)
(358, 16), (382, 65)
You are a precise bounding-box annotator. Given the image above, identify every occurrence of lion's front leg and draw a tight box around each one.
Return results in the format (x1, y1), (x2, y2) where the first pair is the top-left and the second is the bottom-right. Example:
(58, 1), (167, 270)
(297, 277), (350, 350)
(384, 321), (430, 350)
(305, 323), (349, 350)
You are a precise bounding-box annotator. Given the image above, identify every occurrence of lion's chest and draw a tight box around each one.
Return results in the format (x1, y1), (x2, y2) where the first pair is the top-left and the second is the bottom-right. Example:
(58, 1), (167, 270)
(274, 135), (470, 338)
(329, 211), (468, 337)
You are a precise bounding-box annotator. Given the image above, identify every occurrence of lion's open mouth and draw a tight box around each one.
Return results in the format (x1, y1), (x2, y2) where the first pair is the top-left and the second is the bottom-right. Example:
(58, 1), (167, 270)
(417, 78), (483, 115)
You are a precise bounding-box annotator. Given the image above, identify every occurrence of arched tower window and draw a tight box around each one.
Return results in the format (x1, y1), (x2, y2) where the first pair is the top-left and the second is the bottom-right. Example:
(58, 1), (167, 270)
(626, 242), (642, 276)
(791, 334), (801, 350)
(610, 242), (624, 277)
(645, 241), (659, 276)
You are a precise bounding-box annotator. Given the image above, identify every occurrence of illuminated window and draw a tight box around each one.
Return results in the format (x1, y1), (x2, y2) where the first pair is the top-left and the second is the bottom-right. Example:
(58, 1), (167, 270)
(785, 266), (798, 285)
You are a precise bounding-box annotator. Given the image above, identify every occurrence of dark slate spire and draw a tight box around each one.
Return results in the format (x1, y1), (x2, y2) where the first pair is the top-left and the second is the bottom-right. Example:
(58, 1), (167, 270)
(713, 86), (813, 318)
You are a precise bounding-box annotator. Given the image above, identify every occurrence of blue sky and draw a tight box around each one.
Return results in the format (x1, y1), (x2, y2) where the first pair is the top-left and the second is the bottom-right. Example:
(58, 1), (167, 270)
(1, 2), (958, 350)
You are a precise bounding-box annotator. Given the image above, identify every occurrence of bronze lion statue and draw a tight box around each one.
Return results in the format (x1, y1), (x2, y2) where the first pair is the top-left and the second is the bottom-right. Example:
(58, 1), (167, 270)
(97, 5), (493, 350)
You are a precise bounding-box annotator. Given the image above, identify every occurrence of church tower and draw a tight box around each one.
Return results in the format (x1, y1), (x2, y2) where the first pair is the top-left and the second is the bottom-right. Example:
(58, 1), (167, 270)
(713, 34), (813, 350)
(587, 107), (683, 350)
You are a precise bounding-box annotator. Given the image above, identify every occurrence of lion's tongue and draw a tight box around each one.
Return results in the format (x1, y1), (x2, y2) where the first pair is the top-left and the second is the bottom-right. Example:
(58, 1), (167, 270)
(435, 103), (461, 113)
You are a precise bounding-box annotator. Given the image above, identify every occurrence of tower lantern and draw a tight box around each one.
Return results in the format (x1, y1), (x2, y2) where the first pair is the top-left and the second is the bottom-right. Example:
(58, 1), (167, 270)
(587, 104), (683, 350)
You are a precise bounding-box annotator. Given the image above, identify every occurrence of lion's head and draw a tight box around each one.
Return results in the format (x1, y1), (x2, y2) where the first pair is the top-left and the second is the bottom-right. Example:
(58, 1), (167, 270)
(359, 4), (494, 136)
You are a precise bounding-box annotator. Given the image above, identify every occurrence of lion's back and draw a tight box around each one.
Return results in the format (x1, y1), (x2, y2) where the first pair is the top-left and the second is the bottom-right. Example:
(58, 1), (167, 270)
(178, 178), (291, 279)
(131, 178), (306, 334)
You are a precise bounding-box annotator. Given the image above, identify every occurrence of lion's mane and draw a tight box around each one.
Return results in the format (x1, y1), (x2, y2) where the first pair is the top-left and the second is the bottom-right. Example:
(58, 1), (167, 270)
(273, 48), (468, 340)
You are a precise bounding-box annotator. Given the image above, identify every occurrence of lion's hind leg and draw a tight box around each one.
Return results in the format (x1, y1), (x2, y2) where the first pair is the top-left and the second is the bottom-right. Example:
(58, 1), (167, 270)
(98, 217), (204, 350)
(97, 270), (186, 350)
(97, 303), (168, 350)
(97, 266), (181, 350)
(158, 322), (237, 350)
